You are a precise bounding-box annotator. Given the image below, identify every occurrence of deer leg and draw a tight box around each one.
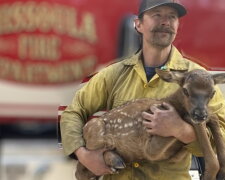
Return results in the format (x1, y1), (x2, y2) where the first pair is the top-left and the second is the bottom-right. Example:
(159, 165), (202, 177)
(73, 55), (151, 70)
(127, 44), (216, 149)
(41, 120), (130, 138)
(103, 150), (126, 173)
(207, 116), (225, 180)
(146, 136), (184, 161)
(83, 119), (125, 174)
(168, 147), (189, 163)
(193, 123), (219, 180)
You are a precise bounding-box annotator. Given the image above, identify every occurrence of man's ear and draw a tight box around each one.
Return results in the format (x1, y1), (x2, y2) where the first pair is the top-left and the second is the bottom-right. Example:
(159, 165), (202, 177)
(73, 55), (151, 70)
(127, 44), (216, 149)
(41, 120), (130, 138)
(212, 73), (225, 85)
(134, 18), (142, 34)
(156, 69), (186, 85)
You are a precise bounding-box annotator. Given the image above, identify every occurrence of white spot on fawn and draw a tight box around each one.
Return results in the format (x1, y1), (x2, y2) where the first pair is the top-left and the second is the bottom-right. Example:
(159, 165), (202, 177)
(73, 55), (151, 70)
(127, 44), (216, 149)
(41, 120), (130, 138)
(129, 122), (133, 127)
(138, 118), (142, 122)
(122, 132), (129, 136)
(97, 121), (101, 126)
(120, 112), (128, 116)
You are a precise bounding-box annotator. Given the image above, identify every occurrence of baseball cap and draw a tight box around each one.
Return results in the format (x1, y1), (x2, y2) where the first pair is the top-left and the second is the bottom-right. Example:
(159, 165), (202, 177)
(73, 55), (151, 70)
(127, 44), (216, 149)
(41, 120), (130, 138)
(138, 0), (187, 18)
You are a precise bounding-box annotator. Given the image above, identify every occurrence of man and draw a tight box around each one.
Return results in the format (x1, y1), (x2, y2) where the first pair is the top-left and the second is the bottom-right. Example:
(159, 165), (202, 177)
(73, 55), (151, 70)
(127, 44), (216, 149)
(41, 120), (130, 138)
(60, 0), (225, 179)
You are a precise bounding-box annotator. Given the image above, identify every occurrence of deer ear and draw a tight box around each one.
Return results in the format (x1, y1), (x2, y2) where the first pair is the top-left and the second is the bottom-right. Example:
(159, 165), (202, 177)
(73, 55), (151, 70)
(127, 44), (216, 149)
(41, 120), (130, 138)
(212, 73), (225, 85)
(155, 69), (186, 85)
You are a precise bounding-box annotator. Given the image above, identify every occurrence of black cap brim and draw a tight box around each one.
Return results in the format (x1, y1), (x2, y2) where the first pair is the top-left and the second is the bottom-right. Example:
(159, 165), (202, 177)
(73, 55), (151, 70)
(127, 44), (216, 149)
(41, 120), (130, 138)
(165, 3), (187, 17)
(139, 2), (187, 18)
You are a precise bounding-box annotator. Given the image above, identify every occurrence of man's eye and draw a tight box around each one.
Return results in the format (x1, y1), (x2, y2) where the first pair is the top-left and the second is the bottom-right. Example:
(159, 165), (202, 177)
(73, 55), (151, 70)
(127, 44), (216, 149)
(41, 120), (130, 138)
(170, 15), (177, 19)
(154, 14), (161, 17)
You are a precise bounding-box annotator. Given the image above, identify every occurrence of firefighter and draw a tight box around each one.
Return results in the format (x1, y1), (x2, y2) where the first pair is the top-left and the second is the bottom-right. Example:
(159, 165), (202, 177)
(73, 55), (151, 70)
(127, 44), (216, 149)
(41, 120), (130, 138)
(60, 0), (225, 179)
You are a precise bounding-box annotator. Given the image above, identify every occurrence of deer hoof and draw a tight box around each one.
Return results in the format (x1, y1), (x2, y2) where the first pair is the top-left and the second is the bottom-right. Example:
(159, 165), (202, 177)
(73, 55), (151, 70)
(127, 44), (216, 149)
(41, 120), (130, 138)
(104, 150), (126, 170)
(113, 158), (126, 169)
(109, 154), (126, 169)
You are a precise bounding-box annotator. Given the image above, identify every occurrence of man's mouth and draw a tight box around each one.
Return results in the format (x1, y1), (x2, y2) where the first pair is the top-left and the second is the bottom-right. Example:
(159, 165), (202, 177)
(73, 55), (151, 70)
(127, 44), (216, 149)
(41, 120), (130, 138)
(152, 28), (175, 34)
(156, 31), (171, 34)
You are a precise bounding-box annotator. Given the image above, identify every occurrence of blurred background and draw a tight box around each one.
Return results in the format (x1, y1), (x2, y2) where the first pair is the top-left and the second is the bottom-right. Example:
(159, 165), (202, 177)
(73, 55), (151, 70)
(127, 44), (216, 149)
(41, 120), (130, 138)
(1, 0), (225, 179)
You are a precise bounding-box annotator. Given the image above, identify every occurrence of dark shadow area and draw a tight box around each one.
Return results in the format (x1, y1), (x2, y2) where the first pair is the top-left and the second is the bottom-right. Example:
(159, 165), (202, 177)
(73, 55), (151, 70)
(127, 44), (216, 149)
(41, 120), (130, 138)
(0, 122), (57, 139)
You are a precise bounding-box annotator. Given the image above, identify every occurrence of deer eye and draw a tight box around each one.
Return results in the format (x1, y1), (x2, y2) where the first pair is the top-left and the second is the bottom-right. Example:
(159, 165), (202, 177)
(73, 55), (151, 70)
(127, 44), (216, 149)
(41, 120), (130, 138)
(183, 88), (189, 97)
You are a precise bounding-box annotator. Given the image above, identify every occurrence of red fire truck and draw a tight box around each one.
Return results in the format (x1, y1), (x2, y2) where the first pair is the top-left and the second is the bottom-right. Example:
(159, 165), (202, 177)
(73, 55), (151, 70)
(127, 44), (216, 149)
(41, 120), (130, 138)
(0, 0), (225, 123)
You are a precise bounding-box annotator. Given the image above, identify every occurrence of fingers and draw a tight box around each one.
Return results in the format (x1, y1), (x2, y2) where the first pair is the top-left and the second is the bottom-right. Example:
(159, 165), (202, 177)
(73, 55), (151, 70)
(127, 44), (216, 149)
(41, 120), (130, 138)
(145, 127), (155, 134)
(142, 112), (153, 130)
(142, 102), (172, 121)
(162, 102), (174, 110)
(149, 102), (174, 113)
(143, 121), (153, 130)
(142, 117), (156, 135)
(149, 104), (160, 113)
(142, 111), (153, 121)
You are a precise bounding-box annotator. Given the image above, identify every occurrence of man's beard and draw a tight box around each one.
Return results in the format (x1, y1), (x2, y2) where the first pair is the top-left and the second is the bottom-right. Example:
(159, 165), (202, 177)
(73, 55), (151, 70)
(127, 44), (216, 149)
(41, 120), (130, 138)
(150, 26), (176, 48)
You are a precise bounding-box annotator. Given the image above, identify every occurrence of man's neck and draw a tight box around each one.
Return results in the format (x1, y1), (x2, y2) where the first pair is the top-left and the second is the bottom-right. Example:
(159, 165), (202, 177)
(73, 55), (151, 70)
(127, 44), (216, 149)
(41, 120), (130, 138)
(142, 45), (172, 67)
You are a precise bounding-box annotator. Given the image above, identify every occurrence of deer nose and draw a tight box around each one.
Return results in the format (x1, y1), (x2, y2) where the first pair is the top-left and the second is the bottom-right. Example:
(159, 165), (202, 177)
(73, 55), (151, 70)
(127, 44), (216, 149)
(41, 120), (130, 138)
(192, 109), (208, 121)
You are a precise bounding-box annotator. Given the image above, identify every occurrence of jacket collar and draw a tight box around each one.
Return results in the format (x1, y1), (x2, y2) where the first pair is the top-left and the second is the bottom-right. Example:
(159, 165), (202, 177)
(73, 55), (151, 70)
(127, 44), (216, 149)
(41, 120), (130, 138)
(122, 45), (188, 71)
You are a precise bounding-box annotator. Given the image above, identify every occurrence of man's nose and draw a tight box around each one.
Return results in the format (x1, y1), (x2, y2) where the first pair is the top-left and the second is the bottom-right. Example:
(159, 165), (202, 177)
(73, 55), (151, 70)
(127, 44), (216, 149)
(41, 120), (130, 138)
(160, 16), (170, 26)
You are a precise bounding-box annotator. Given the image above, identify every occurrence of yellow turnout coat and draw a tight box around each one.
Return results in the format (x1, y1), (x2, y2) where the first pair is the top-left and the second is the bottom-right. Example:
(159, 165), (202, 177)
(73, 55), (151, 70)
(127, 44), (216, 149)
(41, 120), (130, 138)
(61, 46), (225, 180)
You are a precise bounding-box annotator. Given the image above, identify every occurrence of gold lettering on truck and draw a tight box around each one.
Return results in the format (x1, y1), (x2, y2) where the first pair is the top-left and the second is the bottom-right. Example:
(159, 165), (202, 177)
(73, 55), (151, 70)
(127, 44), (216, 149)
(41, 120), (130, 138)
(0, 56), (97, 83)
(0, 2), (98, 43)
(18, 34), (61, 60)
(0, 2), (99, 84)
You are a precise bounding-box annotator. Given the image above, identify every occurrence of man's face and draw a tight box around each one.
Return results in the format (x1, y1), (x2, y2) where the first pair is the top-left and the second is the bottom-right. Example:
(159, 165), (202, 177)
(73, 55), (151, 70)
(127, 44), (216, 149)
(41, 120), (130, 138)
(135, 6), (179, 48)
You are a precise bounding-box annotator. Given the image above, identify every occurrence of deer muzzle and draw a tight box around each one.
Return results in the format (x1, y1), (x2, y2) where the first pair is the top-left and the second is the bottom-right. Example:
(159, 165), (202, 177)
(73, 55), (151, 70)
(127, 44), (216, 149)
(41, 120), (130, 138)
(191, 108), (208, 124)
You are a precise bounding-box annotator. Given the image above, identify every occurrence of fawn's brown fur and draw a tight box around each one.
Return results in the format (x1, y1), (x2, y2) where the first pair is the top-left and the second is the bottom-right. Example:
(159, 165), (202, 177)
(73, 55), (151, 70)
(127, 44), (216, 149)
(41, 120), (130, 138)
(76, 69), (225, 180)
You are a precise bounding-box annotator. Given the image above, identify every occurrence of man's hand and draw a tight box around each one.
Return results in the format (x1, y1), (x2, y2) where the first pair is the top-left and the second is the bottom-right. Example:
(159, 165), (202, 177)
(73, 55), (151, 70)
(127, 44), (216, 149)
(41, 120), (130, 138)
(75, 147), (113, 176)
(142, 102), (196, 144)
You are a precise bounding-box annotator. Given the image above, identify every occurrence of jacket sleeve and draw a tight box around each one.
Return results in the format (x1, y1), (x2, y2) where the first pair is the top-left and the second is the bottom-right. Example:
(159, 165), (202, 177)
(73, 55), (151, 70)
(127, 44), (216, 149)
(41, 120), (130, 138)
(184, 85), (225, 156)
(60, 67), (114, 156)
